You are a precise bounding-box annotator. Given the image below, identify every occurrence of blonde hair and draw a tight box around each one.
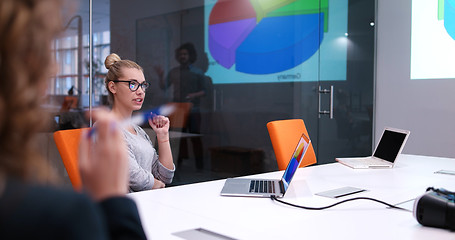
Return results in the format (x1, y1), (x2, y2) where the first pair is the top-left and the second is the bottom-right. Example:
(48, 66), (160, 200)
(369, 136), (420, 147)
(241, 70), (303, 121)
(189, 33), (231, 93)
(0, 0), (62, 182)
(104, 53), (143, 105)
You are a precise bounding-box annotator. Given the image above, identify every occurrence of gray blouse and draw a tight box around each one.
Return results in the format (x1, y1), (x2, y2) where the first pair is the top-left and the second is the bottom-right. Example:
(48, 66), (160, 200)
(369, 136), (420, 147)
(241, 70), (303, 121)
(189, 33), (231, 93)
(121, 125), (175, 192)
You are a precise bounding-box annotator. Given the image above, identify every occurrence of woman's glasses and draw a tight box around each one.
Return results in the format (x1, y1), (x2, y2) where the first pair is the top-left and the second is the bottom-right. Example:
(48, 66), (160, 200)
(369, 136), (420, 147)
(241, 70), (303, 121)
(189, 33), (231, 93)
(111, 80), (150, 92)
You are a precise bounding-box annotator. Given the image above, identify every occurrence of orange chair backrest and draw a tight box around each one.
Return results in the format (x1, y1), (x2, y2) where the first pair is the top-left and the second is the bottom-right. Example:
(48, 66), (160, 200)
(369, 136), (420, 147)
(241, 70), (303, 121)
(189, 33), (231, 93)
(167, 102), (193, 129)
(53, 128), (88, 190)
(267, 119), (317, 171)
(59, 96), (78, 112)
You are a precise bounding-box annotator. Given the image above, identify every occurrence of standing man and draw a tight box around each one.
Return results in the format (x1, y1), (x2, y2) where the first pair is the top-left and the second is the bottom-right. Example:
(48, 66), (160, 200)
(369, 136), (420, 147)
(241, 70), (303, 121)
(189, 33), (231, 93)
(156, 42), (206, 169)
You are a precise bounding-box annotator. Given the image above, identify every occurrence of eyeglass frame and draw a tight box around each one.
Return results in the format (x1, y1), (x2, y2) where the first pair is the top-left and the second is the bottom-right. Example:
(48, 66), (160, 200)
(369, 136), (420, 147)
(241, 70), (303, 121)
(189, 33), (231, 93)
(110, 79), (150, 92)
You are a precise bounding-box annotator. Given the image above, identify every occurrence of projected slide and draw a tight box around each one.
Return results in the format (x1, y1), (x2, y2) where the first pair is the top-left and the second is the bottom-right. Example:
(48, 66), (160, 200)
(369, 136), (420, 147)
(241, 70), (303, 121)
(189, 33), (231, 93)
(209, 0), (326, 74)
(204, 0), (348, 84)
(411, 0), (455, 79)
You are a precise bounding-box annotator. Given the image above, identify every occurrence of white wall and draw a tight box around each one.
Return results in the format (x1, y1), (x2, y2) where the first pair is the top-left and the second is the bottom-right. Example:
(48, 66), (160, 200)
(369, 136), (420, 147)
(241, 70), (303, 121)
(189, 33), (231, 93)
(376, 0), (455, 158)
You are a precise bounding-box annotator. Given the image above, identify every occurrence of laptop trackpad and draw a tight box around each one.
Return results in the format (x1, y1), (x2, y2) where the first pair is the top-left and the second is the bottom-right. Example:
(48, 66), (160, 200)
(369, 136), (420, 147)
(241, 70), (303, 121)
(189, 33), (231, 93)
(221, 178), (250, 193)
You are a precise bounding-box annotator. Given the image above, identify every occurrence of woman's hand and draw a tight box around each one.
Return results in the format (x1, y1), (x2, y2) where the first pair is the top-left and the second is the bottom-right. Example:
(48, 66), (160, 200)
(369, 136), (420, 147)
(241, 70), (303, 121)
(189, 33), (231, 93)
(152, 179), (165, 189)
(149, 115), (174, 171)
(79, 109), (129, 201)
(149, 115), (170, 141)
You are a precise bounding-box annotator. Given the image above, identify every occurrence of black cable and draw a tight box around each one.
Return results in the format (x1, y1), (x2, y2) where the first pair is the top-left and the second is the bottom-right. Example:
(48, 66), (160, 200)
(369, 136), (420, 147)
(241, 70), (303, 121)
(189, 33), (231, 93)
(270, 195), (412, 212)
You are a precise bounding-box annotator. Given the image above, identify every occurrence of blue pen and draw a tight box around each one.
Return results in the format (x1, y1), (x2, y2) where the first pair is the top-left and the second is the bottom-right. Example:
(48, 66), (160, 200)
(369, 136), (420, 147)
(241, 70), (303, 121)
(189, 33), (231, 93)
(128, 104), (175, 126)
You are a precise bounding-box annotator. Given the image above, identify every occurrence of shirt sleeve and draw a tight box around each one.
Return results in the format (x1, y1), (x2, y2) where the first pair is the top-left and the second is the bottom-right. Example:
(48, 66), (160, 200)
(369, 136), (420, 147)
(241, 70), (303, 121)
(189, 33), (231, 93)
(126, 126), (175, 192)
(141, 128), (175, 184)
(151, 158), (175, 184)
(126, 145), (155, 192)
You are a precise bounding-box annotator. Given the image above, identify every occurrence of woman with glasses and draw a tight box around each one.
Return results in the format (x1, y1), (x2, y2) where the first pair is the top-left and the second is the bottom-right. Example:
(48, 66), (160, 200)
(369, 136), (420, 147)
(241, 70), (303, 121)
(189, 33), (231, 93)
(104, 53), (175, 192)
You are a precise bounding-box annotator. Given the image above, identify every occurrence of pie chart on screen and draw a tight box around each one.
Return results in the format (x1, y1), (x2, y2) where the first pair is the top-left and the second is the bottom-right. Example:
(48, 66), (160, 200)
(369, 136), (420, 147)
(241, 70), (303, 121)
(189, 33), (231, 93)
(208, 0), (329, 75)
(443, 0), (455, 40)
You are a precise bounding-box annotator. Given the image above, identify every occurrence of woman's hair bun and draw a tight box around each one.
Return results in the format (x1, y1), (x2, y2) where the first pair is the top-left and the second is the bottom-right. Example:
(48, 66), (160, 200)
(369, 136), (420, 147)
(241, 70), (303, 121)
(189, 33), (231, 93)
(104, 53), (121, 69)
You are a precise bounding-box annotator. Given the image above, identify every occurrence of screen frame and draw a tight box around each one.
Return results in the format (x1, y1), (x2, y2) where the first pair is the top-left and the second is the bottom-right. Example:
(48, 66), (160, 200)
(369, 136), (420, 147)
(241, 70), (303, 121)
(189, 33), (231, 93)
(372, 127), (410, 163)
(281, 133), (311, 190)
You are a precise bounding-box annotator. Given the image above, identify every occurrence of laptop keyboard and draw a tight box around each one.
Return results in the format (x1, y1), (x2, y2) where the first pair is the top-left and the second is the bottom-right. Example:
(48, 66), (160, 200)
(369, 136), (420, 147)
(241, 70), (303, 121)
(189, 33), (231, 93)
(249, 180), (275, 193)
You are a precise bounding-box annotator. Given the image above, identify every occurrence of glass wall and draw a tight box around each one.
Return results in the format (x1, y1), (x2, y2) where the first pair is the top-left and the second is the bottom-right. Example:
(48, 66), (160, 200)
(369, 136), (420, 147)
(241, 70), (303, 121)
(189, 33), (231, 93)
(52, 31), (109, 97)
(49, 0), (375, 187)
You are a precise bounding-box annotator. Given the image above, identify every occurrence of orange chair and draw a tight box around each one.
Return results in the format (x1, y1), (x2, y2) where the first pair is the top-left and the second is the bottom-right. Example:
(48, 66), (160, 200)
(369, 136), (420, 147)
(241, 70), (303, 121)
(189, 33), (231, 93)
(53, 128), (88, 190)
(267, 119), (317, 170)
(166, 102), (193, 130)
(165, 102), (196, 166)
(59, 96), (79, 112)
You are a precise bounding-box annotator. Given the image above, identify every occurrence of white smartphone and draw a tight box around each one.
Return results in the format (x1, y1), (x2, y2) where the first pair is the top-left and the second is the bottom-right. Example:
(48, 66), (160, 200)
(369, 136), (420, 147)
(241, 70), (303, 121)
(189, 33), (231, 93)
(434, 169), (455, 176)
(315, 186), (367, 198)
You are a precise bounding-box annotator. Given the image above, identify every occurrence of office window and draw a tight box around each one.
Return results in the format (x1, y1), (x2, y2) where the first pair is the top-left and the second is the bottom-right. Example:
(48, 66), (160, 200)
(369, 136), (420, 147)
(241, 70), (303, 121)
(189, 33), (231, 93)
(50, 31), (109, 103)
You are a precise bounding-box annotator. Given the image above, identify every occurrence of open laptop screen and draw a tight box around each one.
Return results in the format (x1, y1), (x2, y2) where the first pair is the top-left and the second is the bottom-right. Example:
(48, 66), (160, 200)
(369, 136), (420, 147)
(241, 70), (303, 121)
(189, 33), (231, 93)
(281, 134), (311, 189)
(373, 129), (408, 162)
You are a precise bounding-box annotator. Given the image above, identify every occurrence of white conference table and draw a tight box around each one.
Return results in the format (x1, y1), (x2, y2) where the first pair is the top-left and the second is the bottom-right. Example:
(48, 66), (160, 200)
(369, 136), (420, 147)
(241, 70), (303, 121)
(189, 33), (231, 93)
(128, 154), (455, 240)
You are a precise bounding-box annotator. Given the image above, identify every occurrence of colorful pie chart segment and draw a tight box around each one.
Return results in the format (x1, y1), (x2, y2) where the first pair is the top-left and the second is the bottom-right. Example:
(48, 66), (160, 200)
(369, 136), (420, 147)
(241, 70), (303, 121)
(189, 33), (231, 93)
(249, 0), (296, 23)
(267, 0), (329, 31)
(209, 0), (257, 25)
(443, 0), (455, 40)
(208, 0), (329, 75)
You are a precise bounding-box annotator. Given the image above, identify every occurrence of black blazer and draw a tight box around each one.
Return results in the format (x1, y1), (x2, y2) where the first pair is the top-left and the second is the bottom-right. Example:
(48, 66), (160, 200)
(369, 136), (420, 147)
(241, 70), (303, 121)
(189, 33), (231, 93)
(0, 178), (147, 240)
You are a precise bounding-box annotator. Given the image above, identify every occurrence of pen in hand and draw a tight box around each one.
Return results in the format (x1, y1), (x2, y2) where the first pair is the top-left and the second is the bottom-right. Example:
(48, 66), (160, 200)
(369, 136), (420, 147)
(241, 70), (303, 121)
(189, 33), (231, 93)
(88, 104), (175, 138)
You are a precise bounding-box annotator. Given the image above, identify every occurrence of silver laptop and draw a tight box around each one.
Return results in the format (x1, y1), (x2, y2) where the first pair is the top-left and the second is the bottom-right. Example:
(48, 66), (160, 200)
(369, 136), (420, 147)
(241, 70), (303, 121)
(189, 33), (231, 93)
(220, 133), (311, 198)
(336, 127), (410, 169)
